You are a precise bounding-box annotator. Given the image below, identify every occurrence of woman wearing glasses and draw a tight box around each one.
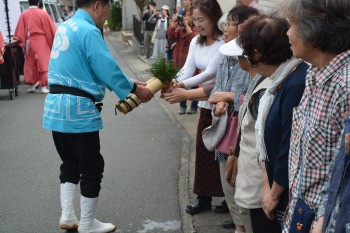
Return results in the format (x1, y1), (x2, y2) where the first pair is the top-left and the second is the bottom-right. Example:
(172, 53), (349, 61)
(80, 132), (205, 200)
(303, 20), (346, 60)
(163, 0), (225, 215)
(237, 15), (308, 232)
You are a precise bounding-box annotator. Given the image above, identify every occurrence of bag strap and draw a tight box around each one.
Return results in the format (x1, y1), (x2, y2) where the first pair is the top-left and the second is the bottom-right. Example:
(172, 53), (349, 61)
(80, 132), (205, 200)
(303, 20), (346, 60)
(298, 108), (309, 197)
(235, 76), (267, 158)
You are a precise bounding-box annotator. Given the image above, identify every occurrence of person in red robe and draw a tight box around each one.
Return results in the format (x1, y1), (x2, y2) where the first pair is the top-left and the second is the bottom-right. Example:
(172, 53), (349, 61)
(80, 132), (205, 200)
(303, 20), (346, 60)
(0, 31), (4, 64)
(14, 0), (56, 93)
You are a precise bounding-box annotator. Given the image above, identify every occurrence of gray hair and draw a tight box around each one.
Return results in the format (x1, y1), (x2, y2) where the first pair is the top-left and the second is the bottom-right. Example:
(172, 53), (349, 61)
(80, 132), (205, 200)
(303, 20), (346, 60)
(279, 0), (350, 54)
(217, 12), (228, 32)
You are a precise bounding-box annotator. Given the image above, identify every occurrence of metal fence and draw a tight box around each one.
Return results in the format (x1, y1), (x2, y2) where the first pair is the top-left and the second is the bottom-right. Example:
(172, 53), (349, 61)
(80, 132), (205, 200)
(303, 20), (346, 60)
(133, 15), (143, 45)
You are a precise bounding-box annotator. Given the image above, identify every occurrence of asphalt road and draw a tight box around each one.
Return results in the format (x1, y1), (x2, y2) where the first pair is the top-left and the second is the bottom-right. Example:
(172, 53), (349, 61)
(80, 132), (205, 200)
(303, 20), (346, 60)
(0, 41), (183, 232)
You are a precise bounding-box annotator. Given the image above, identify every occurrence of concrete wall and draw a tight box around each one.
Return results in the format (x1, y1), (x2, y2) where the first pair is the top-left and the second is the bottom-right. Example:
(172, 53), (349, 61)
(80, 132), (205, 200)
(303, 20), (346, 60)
(218, 0), (237, 13)
(259, 0), (279, 13)
(122, 0), (139, 31)
(218, 0), (278, 14)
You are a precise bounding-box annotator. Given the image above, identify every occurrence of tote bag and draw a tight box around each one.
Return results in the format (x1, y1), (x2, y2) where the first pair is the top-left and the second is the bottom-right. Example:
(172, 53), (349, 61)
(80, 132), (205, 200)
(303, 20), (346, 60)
(216, 112), (239, 154)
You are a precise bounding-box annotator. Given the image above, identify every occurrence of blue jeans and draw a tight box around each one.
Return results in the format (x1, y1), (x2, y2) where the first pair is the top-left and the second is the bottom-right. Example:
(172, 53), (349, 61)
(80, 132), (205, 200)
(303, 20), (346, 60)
(180, 86), (199, 109)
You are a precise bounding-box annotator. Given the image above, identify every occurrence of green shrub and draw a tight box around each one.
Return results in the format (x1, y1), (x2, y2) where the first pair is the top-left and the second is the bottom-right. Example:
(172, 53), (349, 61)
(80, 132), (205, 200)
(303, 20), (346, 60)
(108, 1), (122, 31)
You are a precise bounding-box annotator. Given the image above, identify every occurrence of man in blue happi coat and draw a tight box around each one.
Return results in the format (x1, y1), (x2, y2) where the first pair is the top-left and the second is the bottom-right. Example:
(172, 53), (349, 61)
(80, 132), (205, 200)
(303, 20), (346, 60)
(42, 0), (154, 232)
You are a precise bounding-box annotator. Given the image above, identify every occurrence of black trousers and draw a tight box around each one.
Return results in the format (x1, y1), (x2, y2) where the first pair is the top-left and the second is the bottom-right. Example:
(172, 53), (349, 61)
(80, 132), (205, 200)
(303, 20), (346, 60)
(250, 208), (282, 233)
(52, 131), (104, 198)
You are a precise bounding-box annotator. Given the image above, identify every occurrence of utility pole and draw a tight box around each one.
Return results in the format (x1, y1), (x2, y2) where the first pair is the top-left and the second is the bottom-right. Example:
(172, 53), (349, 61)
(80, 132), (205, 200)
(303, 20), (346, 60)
(3, 0), (12, 42)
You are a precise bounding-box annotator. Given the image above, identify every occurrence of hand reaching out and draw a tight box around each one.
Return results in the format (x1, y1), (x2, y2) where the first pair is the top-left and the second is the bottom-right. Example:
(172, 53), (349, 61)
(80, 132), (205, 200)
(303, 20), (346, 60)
(163, 87), (187, 103)
(135, 85), (154, 103)
(133, 79), (146, 86)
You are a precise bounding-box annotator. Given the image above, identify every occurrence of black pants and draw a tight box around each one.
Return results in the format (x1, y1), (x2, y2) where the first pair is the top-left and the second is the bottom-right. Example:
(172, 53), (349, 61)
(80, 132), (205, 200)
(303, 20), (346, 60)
(52, 131), (104, 198)
(250, 208), (282, 233)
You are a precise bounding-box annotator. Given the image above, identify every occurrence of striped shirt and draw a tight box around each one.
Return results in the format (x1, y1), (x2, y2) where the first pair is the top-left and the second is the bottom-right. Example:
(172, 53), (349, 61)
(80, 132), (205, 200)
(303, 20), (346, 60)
(283, 49), (350, 232)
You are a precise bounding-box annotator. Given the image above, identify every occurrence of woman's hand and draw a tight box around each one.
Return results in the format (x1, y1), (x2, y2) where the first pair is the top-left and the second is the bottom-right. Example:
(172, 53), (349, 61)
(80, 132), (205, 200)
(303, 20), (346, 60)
(171, 14), (178, 22)
(310, 216), (323, 233)
(262, 190), (278, 220)
(226, 154), (238, 187)
(214, 101), (228, 117)
(173, 82), (185, 89)
(160, 83), (173, 98)
(209, 92), (234, 104)
(163, 87), (188, 103)
(183, 16), (189, 27)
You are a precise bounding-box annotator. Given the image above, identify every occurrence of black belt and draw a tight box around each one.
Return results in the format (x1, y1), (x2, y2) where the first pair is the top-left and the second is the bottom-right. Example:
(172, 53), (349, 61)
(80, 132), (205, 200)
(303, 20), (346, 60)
(49, 84), (103, 112)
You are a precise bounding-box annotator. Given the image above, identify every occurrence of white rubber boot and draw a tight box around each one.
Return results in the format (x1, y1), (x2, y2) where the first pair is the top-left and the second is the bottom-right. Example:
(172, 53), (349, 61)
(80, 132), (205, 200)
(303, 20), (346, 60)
(78, 195), (116, 233)
(41, 86), (49, 94)
(59, 182), (79, 230)
(27, 81), (39, 93)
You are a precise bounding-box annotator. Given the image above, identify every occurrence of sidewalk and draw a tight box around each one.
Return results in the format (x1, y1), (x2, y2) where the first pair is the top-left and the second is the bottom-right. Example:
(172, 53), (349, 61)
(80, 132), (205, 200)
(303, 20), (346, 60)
(106, 31), (233, 233)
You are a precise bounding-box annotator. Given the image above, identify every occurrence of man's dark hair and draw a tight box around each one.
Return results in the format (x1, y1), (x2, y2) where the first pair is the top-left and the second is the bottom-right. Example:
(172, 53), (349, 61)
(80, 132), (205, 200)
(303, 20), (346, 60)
(28, 0), (40, 6)
(76, 0), (110, 8)
(149, 1), (156, 7)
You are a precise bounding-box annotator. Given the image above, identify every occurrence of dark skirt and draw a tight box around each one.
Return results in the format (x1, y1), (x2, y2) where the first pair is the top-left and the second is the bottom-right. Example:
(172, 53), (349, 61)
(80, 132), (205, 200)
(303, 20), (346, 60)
(193, 108), (224, 197)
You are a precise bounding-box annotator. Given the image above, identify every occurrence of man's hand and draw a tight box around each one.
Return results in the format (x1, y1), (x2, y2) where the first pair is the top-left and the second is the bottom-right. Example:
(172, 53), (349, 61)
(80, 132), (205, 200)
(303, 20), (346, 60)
(133, 79), (146, 86)
(135, 85), (154, 103)
(143, 9), (149, 15)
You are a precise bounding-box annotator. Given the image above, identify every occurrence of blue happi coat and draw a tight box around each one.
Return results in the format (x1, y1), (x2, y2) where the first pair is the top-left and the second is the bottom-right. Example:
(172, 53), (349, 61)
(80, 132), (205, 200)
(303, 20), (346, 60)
(43, 9), (133, 133)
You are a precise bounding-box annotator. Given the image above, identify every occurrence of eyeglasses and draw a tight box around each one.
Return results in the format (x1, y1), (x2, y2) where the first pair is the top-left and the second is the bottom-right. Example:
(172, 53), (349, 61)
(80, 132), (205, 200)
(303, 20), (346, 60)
(222, 20), (239, 28)
(240, 52), (257, 68)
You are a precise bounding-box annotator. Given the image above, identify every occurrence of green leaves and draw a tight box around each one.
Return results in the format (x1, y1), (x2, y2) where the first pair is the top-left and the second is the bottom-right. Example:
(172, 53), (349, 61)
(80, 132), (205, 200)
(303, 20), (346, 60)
(147, 58), (181, 84)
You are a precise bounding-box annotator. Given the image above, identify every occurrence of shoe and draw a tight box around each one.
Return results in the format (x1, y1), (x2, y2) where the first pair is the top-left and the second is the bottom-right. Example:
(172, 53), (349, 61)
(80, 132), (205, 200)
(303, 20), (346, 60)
(59, 183), (79, 230)
(41, 86), (49, 94)
(213, 200), (229, 214)
(27, 81), (39, 93)
(179, 107), (186, 115)
(78, 195), (117, 233)
(187, 108), (197, 114)
(185, 198), (211, 215)
(222, 220), (235, 229)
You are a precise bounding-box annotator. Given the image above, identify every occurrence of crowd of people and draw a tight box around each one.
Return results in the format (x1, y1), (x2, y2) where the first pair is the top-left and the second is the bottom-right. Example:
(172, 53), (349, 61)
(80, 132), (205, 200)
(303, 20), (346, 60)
(160, 0), (350, 233)
(3, 0), (349, 232)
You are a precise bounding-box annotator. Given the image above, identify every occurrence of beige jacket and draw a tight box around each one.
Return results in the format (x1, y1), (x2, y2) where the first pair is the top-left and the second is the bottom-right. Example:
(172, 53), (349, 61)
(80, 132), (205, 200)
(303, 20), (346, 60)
(235, 77), (272, 209)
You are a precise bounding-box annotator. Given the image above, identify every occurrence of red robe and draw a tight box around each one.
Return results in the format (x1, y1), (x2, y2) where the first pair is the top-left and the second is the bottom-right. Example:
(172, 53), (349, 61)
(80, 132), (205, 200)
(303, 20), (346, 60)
(0, 32), (4, 64)
(14, 6), (56, 86)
